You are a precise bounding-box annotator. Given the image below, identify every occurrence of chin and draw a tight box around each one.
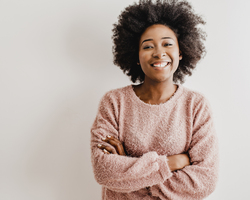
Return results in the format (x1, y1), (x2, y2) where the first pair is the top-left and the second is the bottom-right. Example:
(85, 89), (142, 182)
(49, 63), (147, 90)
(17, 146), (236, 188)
(150, 77), (171, 83)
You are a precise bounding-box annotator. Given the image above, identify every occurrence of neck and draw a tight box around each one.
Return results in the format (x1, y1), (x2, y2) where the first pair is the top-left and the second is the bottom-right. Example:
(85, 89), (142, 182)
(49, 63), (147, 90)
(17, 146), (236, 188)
(136, 78), (177, 104)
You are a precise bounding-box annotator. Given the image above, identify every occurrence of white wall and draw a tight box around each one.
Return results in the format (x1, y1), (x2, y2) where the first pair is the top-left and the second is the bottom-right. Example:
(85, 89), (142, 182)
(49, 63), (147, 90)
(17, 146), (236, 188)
(1, 0), (249, 199)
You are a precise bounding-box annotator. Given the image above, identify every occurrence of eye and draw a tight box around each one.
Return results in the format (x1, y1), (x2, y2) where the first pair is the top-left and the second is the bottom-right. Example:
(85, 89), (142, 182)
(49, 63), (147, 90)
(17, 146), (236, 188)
(164, 43), (173, 47)
(143, 45), (153, 50)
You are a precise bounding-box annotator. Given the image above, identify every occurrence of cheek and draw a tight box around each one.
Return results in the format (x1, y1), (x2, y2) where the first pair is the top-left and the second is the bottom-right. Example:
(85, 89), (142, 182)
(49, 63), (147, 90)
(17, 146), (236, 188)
(171, 50), (181, 62)
(139, 50), (150, 62)
(138, 52), (144, 62)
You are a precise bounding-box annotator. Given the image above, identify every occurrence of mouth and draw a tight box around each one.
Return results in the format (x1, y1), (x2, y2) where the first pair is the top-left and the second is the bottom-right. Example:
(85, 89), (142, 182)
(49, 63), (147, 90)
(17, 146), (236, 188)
(150, 61), (171, 68)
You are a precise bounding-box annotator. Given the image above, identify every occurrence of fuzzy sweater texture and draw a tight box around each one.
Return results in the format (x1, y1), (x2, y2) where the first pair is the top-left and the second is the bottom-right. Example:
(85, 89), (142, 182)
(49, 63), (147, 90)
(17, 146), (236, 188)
(91, 84), (219, 200)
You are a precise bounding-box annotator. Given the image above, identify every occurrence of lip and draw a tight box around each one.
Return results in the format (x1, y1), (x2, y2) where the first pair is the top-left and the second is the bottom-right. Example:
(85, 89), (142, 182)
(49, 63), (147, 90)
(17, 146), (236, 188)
(150, 60), (171, 69)
(150, 60), (171, 65)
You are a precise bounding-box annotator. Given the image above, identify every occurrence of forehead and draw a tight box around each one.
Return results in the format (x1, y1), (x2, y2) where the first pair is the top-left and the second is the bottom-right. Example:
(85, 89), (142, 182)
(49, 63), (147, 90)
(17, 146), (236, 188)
(140, 24), (178, 42)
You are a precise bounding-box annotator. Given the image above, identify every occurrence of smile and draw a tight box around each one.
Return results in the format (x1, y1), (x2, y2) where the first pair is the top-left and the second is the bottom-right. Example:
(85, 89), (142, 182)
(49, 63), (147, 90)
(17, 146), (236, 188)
(150, 61), (170, 68)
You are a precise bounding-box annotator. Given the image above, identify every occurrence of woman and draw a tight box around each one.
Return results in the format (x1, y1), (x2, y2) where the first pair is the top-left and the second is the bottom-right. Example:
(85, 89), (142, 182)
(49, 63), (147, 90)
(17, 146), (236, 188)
(91, 0), (219, 199)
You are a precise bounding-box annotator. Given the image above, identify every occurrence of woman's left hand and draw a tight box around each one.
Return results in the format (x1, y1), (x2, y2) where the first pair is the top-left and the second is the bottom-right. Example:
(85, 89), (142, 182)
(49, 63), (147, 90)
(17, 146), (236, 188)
(97, 135), (126, 156)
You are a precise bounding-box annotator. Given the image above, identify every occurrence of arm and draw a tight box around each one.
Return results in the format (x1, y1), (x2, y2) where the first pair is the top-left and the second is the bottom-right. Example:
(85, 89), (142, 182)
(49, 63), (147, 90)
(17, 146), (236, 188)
(99, 135), (191, 172)
(91, 93), (173, 193)
(149, 98), (219, 200)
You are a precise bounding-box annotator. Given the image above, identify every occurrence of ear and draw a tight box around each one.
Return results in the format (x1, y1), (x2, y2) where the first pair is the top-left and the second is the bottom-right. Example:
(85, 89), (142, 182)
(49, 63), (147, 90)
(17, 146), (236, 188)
(179, 51), (182, 60)
(137, 59), (140, 65)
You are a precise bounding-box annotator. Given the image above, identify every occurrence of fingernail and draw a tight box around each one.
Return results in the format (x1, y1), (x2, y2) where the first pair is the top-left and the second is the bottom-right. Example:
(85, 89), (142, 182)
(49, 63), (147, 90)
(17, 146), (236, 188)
(103, 149), (108, 153)
(97, 144), (102, 147)
(107, 135), (111, 138)
(101, 137), (106, 141)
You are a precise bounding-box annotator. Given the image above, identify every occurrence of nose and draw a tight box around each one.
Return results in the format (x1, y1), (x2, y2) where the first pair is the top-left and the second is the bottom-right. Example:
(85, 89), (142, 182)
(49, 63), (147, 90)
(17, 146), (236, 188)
(152, 47), (166, 58)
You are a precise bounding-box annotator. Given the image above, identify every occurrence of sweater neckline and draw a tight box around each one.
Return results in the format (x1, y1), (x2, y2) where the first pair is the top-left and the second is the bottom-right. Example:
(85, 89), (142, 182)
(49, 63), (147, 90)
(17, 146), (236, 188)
(128, 84), (183, 108)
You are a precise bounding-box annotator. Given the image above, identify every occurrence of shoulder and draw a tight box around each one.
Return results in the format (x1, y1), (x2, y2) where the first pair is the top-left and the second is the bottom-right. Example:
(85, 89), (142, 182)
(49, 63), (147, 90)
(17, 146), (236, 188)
(101, 85), (131, 100)
(99, 85), (132, 107)
(180, 85), (210, 105)
(178, 85), (213, 116)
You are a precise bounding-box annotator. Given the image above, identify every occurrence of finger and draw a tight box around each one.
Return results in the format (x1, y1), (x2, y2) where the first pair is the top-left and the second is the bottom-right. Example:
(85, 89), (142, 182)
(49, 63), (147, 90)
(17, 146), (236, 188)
(103, 149), (110, 154)
(113, 142), (125, 155)
(105, 135), (121, 143)
(101, 135), (122, 144)
(97, 144), (117, 154)
(101, 136), (126, 156)
(104, 139), (121, 152)
(104, 136), (123, 147)
(104, 137), (126, 156)
(107, 135), (122, 143)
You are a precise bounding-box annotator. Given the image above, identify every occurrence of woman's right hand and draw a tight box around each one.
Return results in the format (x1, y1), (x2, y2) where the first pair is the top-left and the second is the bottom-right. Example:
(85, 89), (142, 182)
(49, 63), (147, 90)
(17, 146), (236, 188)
(97, 135), (126, 156)
(167, 153), (191, 172)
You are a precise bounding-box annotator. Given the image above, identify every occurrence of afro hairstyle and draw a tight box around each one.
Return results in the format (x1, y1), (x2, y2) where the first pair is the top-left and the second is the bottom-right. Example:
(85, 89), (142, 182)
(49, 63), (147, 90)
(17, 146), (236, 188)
(112, 0), (206, 83)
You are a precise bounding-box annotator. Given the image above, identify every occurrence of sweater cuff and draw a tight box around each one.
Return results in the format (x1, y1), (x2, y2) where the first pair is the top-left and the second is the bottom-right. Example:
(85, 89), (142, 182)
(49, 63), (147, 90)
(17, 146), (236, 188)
(157, 155), (172, 181)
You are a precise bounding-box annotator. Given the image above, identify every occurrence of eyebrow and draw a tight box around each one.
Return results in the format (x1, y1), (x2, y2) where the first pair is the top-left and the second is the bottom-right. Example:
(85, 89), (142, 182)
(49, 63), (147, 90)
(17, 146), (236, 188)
(141, 37), (173, 45)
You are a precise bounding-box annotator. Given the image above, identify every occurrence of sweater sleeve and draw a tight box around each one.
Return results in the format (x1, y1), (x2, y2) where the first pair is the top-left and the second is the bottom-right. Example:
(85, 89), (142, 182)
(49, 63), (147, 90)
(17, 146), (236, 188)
(149, 97), (219, 200)
(90, 92), (173, 193)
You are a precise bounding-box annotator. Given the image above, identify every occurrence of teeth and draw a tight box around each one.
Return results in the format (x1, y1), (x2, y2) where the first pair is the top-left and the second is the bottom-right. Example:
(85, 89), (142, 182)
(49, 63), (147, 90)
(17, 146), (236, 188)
(153, 62), (169, 67)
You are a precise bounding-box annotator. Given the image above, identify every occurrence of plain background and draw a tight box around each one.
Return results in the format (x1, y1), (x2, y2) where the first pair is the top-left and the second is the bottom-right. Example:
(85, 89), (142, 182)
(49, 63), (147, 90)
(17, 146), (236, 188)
(1, 0), (250, 199)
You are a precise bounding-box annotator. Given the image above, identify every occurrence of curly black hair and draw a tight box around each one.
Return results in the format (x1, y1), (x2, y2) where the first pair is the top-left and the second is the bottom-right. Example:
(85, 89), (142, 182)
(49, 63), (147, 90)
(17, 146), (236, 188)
(112, 0), (206, 83)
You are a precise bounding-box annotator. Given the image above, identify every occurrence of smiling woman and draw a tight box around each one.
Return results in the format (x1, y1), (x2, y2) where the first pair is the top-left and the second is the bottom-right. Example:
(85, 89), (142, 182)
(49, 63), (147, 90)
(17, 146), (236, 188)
(90, 0), (219, 199)
(136, 24), (182, 104)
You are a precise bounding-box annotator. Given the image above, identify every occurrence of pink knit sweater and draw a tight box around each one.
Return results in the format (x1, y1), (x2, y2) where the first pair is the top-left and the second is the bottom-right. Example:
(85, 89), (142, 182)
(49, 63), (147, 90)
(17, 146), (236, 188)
(91, 84), (219, 200)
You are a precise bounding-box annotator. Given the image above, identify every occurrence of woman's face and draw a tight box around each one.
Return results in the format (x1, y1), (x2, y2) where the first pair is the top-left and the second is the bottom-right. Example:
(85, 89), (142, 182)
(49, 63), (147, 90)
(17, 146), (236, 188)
(138, 24), (182, 83)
